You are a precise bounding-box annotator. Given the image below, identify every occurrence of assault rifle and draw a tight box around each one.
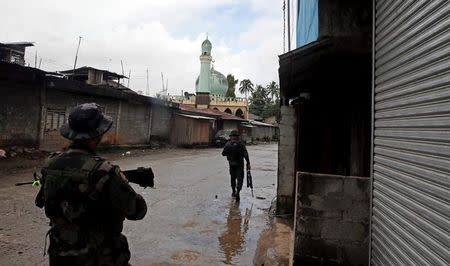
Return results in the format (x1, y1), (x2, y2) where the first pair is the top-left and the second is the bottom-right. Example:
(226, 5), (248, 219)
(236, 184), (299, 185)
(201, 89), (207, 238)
(15, 167), (155, 188)
(246, 168), (254, 198)
(123, 167), (155, 188)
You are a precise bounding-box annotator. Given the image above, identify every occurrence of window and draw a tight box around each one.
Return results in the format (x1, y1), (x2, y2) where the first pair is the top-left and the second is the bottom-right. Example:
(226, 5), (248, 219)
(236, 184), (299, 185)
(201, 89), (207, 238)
(45, 109), (66, 130)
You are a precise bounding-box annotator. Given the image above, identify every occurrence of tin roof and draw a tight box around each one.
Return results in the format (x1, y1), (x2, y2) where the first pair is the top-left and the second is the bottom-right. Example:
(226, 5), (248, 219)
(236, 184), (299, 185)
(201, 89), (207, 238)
(59, 66), (128, 79)
(178, 104), (246, 121)
(177, 113), (216, 120)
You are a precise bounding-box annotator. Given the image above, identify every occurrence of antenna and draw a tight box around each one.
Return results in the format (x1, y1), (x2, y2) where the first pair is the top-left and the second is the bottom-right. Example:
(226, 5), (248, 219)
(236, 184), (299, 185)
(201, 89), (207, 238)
(34, 50), (37, 68)
(287, 0), (291, 51)
(73, 36), (83, 78)
(39, 58), (42, 69)
(128, 69), (131, 88)
(166, 78), (168, 94)
(161, 72), (164, 92)
(146, 68), (150, 96)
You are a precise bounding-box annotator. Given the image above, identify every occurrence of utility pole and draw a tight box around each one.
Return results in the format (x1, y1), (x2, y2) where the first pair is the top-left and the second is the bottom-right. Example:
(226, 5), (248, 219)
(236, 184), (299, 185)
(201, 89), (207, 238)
(146, 68), (150, 96)
(287, 0), (291, 51)
(120, 60), (125, 86)
(128, 69), (131, 88)
(161, 72), (164, 92)
(166, 79), (168, 95)
(73, 36), (82, 78)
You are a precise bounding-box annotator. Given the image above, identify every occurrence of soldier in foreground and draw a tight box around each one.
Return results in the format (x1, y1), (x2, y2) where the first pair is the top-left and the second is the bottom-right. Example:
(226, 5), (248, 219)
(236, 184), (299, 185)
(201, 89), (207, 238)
(221, 130), (251, 201)
(35, 103), (147, 266)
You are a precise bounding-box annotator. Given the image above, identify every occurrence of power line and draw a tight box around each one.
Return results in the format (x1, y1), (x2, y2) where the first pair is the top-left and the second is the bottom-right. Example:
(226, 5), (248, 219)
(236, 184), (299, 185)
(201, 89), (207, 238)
(283, 0), (286, 53)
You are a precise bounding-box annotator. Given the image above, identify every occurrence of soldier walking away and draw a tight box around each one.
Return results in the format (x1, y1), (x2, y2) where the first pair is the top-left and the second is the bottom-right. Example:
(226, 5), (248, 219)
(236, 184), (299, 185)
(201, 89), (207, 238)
(35, 103), (147, 266)
(222, 130), (251, 201)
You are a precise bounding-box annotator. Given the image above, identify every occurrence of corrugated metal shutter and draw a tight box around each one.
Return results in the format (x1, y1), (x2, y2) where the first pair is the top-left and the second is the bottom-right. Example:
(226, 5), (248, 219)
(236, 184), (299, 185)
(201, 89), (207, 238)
(372, 0), (450, 265)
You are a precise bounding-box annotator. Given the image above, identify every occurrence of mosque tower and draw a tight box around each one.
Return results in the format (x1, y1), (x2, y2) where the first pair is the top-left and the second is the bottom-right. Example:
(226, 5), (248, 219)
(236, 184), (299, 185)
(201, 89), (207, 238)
(195, 38), (212, 108)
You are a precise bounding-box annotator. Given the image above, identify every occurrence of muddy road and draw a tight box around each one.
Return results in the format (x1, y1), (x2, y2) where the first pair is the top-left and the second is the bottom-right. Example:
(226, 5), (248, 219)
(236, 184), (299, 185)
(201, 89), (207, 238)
(0, 144), (292, 265)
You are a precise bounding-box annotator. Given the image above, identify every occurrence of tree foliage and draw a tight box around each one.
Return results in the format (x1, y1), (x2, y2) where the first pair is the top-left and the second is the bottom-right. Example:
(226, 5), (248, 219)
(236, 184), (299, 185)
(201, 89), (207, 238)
(248, 80), (280, 121)
(226, 74), (238, 98)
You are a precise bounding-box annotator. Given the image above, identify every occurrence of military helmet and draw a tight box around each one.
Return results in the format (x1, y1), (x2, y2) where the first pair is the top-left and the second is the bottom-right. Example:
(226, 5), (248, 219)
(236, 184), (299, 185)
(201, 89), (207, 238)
(229, 130), (240, 137)
(60, 103), (113, 141)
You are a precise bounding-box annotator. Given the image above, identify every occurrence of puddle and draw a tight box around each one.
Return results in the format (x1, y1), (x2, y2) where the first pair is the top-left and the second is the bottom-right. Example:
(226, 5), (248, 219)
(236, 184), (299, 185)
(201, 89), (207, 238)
(218, 202), (252, 265)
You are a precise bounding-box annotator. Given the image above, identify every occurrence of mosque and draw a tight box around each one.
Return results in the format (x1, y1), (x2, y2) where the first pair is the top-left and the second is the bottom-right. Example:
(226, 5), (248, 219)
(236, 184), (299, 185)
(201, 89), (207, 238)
(171, 38), (248, 119)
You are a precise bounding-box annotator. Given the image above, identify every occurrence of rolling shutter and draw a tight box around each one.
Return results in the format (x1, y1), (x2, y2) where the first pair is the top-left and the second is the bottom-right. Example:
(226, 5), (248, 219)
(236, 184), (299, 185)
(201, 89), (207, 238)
(372, 0), (450, 265)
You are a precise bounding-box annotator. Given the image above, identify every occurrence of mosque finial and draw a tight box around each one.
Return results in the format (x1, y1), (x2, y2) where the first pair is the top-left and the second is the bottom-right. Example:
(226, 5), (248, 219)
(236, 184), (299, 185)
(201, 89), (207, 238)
(206, 32), (208, 40)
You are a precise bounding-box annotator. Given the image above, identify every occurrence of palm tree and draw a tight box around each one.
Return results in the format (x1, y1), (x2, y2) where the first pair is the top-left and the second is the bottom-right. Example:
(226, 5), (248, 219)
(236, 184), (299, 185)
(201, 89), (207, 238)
(239, 79), (254, 100)
(266, 81), (279, 101)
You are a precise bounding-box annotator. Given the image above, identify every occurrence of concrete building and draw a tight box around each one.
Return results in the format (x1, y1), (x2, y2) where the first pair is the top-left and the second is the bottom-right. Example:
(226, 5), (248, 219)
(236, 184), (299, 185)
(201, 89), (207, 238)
(0, 61), (177, 151)
(279, 0), (450, 265)
(170, 38), (248, 119)
(278, 0), (372, 264)
(59, 66), (132, 93)
(0, 42), (34, 66)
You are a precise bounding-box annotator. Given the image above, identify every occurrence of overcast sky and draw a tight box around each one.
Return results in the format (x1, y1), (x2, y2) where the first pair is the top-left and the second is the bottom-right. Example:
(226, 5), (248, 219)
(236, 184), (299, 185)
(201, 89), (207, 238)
(1, 0), (284, 96)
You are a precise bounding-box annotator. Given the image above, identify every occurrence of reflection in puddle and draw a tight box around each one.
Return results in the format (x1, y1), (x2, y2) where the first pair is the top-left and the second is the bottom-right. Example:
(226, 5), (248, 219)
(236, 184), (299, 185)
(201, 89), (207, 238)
(218, 201), (253, 264)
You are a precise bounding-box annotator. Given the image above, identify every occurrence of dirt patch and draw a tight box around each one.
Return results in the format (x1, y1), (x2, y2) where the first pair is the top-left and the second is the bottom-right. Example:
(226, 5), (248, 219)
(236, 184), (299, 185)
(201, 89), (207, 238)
(0, 156), (46, 176)
(171, 250), (201, 264)
(253, 217), (293, 266)
(182, 221), (198, 229)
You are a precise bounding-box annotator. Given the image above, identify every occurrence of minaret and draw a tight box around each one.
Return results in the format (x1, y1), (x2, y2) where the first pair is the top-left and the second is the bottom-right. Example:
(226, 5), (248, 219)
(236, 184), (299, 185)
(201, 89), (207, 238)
(196, 37), (212, 108)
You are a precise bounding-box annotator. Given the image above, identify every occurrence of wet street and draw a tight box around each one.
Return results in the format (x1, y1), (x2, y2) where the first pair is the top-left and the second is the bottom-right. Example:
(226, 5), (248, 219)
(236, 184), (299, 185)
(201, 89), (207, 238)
(0, 144), (292, 265)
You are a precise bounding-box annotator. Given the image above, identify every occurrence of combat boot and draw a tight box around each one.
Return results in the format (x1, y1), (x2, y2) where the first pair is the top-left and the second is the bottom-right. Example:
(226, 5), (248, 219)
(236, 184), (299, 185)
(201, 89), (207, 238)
(235, 191), (240, 201)
(232, 188), (236, 197)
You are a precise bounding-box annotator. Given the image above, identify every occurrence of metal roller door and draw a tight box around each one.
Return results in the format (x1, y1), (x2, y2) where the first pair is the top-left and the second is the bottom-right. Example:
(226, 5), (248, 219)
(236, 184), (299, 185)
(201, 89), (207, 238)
(372, 0), (450, 265)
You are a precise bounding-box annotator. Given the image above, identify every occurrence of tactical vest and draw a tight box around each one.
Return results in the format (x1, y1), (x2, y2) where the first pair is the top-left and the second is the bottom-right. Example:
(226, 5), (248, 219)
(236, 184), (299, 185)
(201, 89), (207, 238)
(226, 142), (246, 164)
(41, 149), (113, 255)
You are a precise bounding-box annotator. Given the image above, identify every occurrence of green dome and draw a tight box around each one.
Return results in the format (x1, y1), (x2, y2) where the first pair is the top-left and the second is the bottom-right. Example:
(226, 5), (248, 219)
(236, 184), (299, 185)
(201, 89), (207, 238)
(195, 68), (228, 96)
(210, 68), (228, 96)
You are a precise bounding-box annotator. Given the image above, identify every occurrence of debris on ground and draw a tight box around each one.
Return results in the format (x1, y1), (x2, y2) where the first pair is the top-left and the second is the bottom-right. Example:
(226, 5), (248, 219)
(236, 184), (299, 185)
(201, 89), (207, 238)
(0, 149), (6, 158)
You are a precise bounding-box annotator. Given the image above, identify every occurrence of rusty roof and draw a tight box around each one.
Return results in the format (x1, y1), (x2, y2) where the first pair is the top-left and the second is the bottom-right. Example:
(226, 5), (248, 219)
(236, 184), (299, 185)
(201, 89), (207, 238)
(179, 104), (246, 121)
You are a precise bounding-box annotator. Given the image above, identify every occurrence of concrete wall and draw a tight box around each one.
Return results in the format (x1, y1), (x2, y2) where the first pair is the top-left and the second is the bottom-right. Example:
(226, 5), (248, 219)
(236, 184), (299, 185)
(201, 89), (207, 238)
(294, 172), (369, 265)
(252, 125), (277, 141)
(277, 105), (296, 214)
(150, 104), (173, 142)
(42, 89), (121, 150)
(0, 81), (41, 147)
(117, 101), (151, 144)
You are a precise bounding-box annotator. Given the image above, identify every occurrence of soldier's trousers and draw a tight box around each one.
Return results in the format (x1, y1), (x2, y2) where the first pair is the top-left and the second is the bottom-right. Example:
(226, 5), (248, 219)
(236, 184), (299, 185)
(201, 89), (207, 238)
(229, 163), (244, 192)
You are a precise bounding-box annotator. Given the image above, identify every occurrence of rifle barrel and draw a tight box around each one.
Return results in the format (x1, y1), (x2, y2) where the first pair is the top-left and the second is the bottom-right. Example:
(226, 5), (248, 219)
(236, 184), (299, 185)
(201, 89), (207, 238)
(15, 182), (34, 186)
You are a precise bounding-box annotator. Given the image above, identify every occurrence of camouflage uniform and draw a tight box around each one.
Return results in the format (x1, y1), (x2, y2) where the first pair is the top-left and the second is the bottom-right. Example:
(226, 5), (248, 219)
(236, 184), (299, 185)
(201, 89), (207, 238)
(222, 130), (250, 200)
(35, 103), (147, 266)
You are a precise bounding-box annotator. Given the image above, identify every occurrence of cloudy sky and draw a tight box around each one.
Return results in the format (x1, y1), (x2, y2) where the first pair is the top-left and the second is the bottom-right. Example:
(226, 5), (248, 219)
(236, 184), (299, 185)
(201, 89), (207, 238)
(1, 0), (285, 96)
